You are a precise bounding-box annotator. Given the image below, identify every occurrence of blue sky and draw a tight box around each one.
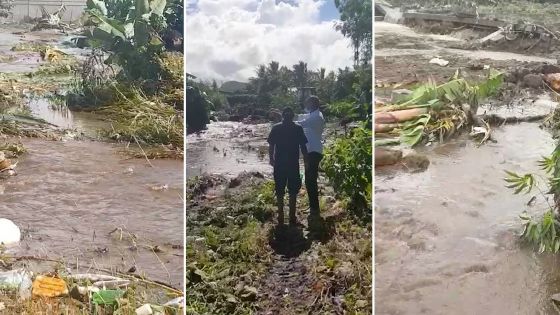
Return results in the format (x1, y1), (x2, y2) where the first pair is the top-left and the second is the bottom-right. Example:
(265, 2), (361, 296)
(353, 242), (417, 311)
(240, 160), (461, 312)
(318, 0), (340, 21)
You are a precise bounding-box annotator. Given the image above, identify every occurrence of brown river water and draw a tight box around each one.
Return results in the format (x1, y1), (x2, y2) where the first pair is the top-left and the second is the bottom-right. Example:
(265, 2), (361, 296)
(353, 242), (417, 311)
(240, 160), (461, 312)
(0, 28), (183, 288)
(375, 123), (560, 314)
(186, 122), (272, 178)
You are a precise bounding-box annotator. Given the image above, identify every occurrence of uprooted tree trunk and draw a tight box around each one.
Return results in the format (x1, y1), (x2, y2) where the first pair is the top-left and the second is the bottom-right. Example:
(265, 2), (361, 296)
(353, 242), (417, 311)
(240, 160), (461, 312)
(31, 5), (69, 32)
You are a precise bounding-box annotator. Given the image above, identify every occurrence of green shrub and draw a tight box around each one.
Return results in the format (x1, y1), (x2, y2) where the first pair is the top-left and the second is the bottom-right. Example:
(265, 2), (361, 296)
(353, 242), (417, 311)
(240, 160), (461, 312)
(321, 122), (372, 220)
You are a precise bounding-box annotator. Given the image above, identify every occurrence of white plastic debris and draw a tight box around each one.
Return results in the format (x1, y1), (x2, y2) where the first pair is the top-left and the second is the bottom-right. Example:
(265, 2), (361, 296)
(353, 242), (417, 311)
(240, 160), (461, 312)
(470, 126), (488, 136)
(163, 296), (184, 307)
(68, 274), (123, 282)
(135, 304), (153, 315)
(429, 57), (449, 67)
(0, 218), (21, 245)
(93, 279), (131, 289)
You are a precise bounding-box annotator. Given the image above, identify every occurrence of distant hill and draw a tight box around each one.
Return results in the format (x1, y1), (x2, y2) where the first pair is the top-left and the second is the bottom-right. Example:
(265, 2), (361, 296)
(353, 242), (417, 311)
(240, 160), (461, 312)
(220, 81), (249, 93)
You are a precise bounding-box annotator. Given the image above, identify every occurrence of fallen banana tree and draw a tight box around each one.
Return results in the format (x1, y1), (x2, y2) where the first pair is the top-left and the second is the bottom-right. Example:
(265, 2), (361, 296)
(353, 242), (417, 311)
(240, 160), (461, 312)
(375, 69), (503, 148)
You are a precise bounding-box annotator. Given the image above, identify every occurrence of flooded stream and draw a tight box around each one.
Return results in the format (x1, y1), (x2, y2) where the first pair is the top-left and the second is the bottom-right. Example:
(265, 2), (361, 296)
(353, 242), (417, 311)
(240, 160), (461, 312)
(0, 139), (184, 287)
(186, 122), (272, 178)
(0, 27), (183, 288)
(375, 123), (560, 314)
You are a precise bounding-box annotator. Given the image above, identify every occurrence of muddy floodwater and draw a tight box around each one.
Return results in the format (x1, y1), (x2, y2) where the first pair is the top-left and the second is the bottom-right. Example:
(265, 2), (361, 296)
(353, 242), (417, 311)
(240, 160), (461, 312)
(186, 122), (272, 178)
(374, 20), (560, 314)
(0, 27), (183, 288)
(376, 122), (560, 314)
(1, 139), (183, 286)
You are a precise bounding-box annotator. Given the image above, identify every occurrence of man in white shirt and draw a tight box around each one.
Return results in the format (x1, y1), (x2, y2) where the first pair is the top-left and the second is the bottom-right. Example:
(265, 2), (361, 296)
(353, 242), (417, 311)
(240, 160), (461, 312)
(297, 96), (325, 218)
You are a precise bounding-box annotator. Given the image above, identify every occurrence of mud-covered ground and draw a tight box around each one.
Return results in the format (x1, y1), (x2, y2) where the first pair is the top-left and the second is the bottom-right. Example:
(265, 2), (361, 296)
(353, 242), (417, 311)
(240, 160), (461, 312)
(375, 18), (560, 315)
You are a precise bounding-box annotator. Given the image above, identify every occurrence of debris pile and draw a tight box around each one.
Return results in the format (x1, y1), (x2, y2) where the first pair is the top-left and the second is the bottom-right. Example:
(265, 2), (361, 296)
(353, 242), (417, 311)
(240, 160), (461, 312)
(376, 70), (502, 145)
(31, 5), (69, 32)
(0, 267), (183, 314)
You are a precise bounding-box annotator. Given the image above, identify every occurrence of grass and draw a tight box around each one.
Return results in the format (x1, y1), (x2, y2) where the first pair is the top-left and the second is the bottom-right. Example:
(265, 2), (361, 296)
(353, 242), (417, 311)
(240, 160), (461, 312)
(186, 174), (372, 314)
(0, 283), (180, 314)
(186, 179), (275, 314)
(98, 87), (184, 150)
(11, 42), (51, 53)
(0, 141), (26, 158)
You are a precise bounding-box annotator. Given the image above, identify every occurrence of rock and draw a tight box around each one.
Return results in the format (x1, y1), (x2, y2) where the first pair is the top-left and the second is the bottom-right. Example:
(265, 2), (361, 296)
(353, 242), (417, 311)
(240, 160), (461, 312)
(551, 293), (560, 303)
(355, 300), (369, 308)
(523, 73), (543, 88)
(539, 64), (560, 75)
(375, 148), (403, 166)
(505, 67), (531, 83)
(228, 177), (241, 188)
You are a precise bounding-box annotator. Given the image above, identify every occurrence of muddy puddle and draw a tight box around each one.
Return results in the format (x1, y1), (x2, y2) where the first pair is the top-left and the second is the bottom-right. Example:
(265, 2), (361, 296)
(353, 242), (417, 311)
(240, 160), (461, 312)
(186, 122), (272, 178)
(375, 123), (560, 314)
(0, 139), (184, 287)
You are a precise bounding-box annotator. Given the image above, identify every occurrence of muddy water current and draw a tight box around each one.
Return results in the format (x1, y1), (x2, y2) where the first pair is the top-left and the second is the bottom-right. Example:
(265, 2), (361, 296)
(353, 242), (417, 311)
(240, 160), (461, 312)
(0, 140), (184, 287)
(375, 123), (560, 314)
(186, 122), (273, 178)
(0, 28), (183, 288)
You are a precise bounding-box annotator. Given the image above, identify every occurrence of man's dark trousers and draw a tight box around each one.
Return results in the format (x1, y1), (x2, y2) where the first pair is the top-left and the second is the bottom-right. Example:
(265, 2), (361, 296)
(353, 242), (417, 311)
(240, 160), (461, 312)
(305, 152), (322, 215)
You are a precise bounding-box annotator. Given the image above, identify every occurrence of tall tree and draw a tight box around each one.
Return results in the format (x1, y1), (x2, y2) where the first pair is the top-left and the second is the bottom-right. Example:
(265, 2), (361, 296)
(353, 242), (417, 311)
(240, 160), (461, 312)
(292, 61), (309, 88)
(334, 0), (372, 65)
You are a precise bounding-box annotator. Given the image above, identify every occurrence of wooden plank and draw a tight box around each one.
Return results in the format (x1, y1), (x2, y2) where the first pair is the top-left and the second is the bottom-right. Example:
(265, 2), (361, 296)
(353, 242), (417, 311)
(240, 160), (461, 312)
(403, 12), (506, 29)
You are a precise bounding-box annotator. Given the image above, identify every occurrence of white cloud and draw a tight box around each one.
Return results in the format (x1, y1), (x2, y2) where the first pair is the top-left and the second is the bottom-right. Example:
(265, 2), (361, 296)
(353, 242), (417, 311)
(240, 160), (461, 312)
(186, 0), (353, 82)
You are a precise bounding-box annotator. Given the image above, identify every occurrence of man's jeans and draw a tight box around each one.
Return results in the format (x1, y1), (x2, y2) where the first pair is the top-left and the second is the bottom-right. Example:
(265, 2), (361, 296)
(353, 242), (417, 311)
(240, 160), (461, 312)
(305, 152), (322, 215)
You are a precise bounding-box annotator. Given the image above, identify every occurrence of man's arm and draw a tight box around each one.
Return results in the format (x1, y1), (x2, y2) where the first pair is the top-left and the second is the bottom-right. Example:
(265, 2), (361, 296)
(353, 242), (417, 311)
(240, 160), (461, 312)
(269, 144), (275, 166)
(298, 126), (309, 167)
(297, 114), (310, 127)
(300, 143), (308, 161)
(267, 127), (276, 166)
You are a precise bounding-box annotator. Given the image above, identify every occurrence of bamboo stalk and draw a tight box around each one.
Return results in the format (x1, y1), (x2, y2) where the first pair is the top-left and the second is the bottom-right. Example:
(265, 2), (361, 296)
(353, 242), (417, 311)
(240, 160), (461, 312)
(376, 107), (428, 124)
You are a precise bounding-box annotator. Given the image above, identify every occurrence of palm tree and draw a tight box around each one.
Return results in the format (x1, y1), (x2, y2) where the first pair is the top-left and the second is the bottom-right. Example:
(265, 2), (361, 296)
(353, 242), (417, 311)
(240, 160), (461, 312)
(292, 61), (308, 88)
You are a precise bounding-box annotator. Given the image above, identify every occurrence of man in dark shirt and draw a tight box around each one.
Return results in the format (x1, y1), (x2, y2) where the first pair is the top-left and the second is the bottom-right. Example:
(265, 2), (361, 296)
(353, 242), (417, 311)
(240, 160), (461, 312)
(267, 107), (308, 226)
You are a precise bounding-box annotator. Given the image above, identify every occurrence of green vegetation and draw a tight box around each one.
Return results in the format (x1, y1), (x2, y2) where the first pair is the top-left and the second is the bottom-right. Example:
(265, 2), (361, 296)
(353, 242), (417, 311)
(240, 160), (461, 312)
(60, 0), (185, 153)
(504, 143), (560, 253)
(376, 70), (503, 147)
(186, 178), (274, 314)
(334, 0), (372, 65)
(84, 0), (169, 81)
(185, 78), (218, 134)
(322, 122), (372, 220)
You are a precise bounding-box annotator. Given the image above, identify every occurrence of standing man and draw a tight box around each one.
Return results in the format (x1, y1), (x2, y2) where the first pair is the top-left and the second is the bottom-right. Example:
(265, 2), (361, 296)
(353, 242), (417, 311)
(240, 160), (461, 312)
(268, 107), (309, 226)
(298, 96), (325, 220)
